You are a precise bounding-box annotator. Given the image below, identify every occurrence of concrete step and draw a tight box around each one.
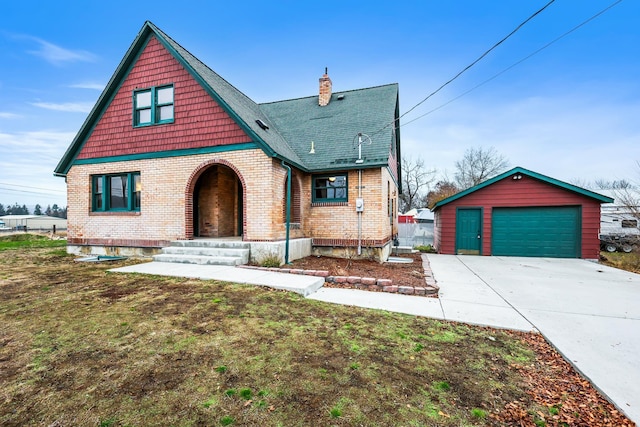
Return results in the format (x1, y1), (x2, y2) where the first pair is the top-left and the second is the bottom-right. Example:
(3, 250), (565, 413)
(153, 254), (245, 266)
(170, 240), (250, 249)
(161, 246), (249, 263)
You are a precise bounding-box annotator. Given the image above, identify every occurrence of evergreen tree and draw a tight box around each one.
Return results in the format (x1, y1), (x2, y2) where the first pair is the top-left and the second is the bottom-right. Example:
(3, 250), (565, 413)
(45, 205), (52, 216)
(34, 204), (42, 215)
(0, 203), (5, 215)
(21, 205), (29, 215)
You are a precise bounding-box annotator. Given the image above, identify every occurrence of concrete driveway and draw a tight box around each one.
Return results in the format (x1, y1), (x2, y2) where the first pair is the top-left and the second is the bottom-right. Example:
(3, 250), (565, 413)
(427, 254), (640, 424)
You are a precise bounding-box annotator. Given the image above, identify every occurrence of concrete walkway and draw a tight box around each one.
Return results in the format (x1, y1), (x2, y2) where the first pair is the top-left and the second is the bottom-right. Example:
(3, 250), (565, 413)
(111, 261), (324, 296)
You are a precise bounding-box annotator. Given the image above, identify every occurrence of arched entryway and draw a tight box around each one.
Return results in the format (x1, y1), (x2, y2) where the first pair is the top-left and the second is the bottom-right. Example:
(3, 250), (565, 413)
(187, 162), (244, 238)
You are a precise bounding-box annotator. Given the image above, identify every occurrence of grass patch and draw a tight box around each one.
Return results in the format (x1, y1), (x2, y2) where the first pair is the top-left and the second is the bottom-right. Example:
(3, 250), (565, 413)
(0, 246), (630, 426)
(0, 233), (66, 251)
(600, 251), (640, 273)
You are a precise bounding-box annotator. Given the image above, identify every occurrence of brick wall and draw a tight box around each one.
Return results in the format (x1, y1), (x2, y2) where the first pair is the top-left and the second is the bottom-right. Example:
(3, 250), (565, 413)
(306, 167), (398, 248)
(68, 156), (400, 251)
(68, 149), (281, 245)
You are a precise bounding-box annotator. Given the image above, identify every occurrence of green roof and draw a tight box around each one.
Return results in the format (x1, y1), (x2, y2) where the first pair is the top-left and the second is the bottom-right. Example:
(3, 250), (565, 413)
(432, 166), (614, 210)
(54, 21), (400, 177)
(260, 84), (399, 171)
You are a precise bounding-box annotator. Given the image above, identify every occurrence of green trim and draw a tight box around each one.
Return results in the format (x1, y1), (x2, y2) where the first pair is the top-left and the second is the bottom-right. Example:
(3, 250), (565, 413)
(54, 30), (155, 177)
(92, 172), (140, 212)
(133, 84), (174, 127)
(312, 173), (348, 203)
(149, 29), (280, 160)
(433, 166), (614, 210)
(72, 143), (259, 166)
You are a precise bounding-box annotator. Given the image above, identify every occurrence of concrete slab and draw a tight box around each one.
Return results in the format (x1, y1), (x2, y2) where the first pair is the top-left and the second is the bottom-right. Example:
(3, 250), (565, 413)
(308, 288), (445, 319)
(440, 299), (536, 331)
(426, 254), (640, 424)
(110, 262), (324, 296)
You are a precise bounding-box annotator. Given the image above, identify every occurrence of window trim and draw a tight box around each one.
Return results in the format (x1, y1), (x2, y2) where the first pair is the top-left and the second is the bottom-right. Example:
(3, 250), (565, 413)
(312, 173), (348, 203)
(133, 84), (174, 127)
(91, 172), (141, 212)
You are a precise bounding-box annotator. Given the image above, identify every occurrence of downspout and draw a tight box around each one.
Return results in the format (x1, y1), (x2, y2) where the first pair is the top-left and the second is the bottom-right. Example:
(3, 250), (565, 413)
(280, 160), (291, 264)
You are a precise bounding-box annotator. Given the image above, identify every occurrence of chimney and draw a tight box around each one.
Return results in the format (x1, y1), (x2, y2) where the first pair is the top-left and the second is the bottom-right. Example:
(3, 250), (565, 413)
(318, 67), (332, 106)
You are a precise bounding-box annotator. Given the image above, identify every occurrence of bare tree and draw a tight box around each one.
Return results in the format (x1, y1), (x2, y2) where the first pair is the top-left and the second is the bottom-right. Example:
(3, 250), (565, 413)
(454, 146), (509, 189)
(426, 180), (459, 209)
(593, 179), (632, 190)
(399, 156), (436, 212)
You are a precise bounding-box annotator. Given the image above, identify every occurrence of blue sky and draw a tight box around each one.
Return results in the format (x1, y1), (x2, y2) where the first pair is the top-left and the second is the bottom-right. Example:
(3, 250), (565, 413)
(1, 0), (638, 208)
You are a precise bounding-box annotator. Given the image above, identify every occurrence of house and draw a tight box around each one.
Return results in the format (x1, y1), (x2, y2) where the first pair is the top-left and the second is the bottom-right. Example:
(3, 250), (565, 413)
(431, 167), (613, 259)
(54, 21), (401, 263)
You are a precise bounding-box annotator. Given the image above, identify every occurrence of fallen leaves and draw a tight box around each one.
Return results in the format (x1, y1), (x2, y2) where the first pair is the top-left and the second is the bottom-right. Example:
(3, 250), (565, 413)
(492, 332), (635, 426)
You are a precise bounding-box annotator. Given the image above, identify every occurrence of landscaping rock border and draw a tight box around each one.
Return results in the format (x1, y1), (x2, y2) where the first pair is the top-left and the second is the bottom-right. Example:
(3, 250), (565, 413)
(238, 254), (439, 297)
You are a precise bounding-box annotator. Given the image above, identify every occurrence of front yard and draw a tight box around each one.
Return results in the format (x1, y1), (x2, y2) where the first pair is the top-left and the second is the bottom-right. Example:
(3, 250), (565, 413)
(0, 235), (633, 426)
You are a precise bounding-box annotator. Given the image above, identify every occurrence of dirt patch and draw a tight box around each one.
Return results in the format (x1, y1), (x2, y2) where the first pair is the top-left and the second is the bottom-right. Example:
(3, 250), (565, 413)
(289, 252), (428, 288)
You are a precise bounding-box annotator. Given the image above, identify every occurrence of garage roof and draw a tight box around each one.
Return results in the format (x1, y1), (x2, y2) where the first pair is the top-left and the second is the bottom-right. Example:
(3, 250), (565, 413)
(432, 166), (614, 210)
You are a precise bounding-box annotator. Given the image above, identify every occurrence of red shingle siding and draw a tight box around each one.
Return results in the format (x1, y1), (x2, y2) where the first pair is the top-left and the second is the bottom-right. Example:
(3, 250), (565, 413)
(76, 36), (250, 160)
(435, 175), (603, 259)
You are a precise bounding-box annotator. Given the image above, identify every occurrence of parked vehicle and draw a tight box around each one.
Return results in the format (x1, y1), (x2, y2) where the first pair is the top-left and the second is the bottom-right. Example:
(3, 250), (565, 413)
(600, 234), (638, 253)
(0, 221), (11, 231)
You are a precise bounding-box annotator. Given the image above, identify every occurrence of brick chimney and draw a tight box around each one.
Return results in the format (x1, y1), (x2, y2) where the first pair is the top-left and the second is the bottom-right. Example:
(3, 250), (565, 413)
(318, 68), (332, 106)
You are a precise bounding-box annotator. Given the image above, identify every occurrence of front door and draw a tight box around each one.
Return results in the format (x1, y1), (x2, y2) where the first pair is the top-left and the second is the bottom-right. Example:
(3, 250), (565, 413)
(456, 208), (482, 255)
(193, 165), (242, 238)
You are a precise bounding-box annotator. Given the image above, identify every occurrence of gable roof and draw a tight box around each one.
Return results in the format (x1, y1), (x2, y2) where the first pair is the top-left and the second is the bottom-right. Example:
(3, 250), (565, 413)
(432, 166), (614, 210)
(54, 21), (400, 177)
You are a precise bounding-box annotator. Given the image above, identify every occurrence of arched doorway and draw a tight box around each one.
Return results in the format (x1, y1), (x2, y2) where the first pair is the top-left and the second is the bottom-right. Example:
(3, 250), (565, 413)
(191, 163), (243, 238)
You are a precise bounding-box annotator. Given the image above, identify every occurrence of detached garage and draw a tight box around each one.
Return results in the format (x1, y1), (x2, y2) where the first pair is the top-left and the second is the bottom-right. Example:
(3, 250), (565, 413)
(432, 167), (613, 259)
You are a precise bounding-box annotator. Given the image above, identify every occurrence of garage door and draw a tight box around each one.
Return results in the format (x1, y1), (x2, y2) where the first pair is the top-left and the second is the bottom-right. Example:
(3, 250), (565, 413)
(492, 206), (581, 258)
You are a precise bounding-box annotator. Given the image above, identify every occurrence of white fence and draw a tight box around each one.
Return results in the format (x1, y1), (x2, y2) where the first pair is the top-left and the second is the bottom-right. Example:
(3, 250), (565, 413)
(397, 222), (434, 248)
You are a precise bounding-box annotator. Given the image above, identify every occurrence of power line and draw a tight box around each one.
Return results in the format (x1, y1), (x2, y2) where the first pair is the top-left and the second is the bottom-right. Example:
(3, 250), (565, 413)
(0, 182), (66, 194)
(400, 0), (624, 129)
(371, 0), (556, 137)
(401, 0), (555, 120)
(0, 187), (64, 197)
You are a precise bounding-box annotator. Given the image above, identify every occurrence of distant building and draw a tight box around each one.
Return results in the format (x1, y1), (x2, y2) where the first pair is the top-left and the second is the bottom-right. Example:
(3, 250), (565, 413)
(0, 215), (67, 231)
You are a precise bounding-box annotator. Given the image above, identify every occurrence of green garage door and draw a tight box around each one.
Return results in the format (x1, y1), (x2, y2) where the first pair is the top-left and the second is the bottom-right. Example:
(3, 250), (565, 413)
(492, 207), (581, 258)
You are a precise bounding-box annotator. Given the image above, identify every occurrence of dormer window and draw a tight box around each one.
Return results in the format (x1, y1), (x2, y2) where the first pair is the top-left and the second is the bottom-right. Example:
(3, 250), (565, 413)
(133, 84), (174, 126)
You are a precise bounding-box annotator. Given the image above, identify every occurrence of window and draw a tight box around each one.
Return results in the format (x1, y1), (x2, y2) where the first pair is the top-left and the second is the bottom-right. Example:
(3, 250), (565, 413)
(92, 172), (141, 212)
(133, 85), (174, 126)
(312, 174), (347, 202)
(622, 219), (638, 228)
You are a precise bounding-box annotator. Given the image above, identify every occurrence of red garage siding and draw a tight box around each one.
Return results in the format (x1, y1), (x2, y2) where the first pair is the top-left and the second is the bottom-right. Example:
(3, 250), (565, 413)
(434, 173), (604, 259)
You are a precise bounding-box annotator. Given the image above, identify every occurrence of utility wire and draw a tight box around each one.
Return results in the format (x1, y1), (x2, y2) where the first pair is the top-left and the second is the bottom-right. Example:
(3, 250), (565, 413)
(370, 0), (556, 137)
(401, 0), (555, 120)
(0, 187), (63, 197)
(0, 182), (66, 193)
(399, 0), (624, 129)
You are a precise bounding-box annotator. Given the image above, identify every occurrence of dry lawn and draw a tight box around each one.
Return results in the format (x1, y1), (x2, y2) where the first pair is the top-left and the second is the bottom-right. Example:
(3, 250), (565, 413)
(0, 236), (633, 426)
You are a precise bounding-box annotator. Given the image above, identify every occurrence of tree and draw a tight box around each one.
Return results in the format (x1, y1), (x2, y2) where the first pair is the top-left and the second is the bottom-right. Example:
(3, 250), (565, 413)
(593, 179), (632, 190)
(399, 156), (436, 212)
(45, 205), (52, 216)
(454, 146), (509, 189)
(0, 203), (4, 215)
(426, 180), (459, 209)
(34, 204), (42, 215)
